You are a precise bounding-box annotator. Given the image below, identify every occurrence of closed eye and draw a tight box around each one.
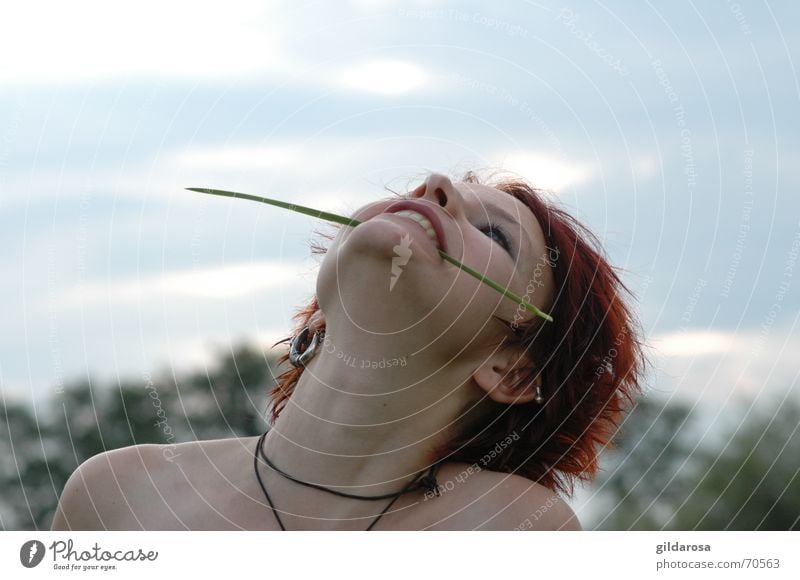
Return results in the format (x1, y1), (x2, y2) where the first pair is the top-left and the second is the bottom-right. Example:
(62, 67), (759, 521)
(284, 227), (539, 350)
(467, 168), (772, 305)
(477, 222), (513, 256)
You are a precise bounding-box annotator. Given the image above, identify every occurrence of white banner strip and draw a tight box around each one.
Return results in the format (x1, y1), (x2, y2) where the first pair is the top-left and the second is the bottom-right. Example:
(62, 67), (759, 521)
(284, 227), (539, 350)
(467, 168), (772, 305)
(2, 532), (797, 579)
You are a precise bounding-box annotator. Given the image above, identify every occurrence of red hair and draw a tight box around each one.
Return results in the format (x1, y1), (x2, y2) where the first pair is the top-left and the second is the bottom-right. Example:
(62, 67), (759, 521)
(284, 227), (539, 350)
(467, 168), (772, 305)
(268, 170), (648, 497)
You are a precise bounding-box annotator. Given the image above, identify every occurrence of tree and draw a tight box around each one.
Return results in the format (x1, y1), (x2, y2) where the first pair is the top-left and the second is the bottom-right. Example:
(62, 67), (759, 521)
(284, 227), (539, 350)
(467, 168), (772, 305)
(591, 394), (800, 530)
(0, 342), (285, 530)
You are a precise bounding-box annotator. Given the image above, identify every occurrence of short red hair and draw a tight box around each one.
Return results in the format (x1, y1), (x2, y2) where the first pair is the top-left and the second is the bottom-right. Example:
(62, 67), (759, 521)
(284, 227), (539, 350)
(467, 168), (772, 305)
(268, 171), (649, 497)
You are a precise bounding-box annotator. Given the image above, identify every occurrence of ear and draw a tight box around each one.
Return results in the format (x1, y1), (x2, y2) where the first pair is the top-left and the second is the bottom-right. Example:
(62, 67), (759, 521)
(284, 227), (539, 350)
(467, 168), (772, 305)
(472, 346), (542, 405)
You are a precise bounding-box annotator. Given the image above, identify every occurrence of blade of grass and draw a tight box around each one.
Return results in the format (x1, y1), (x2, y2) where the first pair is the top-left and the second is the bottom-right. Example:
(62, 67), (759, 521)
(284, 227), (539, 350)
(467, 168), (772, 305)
(436, 251), (553, 322)
(186, 187), (553, 323)
(186, 187), (362, 228)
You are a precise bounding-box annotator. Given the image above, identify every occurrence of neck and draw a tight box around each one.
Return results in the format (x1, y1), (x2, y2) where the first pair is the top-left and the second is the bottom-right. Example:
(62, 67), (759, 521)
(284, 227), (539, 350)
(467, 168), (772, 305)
(263, 322), (485, 497)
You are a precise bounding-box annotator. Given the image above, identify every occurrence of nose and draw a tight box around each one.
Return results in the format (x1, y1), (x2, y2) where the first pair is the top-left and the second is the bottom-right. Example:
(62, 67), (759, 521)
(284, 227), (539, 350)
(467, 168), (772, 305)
(409, 172), (463, 218)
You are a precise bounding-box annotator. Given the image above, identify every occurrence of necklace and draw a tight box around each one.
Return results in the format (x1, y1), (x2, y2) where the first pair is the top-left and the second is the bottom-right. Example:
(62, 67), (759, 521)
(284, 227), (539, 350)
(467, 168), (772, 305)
(253, 431), (443, 530)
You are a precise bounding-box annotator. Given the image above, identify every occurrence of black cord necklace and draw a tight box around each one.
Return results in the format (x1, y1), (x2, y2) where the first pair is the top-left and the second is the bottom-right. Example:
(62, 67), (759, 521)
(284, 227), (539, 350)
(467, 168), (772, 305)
(253, 431), (443, 530)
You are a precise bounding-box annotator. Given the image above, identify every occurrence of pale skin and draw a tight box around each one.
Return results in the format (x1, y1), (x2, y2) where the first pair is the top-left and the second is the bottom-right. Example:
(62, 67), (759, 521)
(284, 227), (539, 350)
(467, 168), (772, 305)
(51, 173), (581, 531)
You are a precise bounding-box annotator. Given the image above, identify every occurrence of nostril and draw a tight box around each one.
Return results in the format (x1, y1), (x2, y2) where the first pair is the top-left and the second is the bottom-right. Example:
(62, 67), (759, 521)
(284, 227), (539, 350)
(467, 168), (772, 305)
(433, 187), (447, 207)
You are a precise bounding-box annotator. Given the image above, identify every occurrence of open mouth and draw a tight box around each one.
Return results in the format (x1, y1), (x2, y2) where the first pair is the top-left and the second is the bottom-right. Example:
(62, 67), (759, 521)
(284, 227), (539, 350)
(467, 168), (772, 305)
(387, 210), (441, 249)
(383, 200), (447, 253)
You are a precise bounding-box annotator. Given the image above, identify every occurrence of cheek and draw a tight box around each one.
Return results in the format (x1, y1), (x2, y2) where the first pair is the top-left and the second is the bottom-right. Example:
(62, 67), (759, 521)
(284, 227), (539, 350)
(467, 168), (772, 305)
(458, 233), (541, 324)
(463, 232), (516, 286)
(463, 230), (491, 261)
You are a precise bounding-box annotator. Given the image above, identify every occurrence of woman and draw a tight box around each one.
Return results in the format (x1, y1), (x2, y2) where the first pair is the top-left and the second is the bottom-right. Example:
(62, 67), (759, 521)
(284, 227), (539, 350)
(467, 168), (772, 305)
(51, 171), (647, 531)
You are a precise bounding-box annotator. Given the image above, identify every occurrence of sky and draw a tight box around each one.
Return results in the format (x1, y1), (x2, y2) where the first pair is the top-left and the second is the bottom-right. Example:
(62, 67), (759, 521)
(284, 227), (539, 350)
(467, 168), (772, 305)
(1, 0), (799, 462)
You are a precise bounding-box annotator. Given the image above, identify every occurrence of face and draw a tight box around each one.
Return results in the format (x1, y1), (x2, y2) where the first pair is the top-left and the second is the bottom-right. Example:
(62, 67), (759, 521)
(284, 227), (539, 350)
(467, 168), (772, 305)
(317, 173), (555, 348)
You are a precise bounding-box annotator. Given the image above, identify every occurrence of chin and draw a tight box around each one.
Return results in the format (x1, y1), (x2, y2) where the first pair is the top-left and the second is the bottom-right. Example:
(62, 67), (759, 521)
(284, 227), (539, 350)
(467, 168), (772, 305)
(340, 219), (405, 258)
(317, 223), (451, 322)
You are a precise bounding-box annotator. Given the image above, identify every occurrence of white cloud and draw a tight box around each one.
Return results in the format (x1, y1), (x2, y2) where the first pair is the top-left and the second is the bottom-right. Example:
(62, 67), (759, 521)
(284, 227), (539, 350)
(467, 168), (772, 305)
(0, 1), (280, 83)
(162, 139), (417, 209)
(648, 326), (800, 404)
(2, 139), (382, 209)
(5, 139), (598, 224)
(171, 145), (299, 171)
(633, 155), (659, 180)
(146, 327), (291, 377)
(336, 59), (429, 95)
(165, 141), (603, 216)
(285, 189), (365, 216)
(253, 329), (292, 351)
(491, 151), (597, 192)
(651, 330), (744, 357)
(60, 260), (314, 307)
(166, 139), (377, 176)
(0, 2), (437, 97)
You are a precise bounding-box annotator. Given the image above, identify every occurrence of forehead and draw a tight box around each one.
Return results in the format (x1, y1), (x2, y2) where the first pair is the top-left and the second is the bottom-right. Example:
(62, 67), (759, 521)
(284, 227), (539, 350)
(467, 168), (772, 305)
(456, 182), (521, 212)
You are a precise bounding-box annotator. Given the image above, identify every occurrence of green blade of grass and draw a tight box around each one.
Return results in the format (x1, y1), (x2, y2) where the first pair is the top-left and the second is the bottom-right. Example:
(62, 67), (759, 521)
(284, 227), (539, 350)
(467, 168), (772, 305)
(186, 186), (553, 323)
(186, 187), (362, 228)
(436, 251), (553, 322)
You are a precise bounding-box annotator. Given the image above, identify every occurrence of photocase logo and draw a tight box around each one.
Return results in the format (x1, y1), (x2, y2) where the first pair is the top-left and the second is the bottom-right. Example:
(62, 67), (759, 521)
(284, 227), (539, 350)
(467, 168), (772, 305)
(19, 540), (46, 568)
(389, 233), (413, 291)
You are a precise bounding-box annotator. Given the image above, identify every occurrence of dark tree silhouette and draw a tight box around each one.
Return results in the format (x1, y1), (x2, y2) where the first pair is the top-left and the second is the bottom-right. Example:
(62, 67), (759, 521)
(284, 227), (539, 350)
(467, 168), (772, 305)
(0, 342), (284, 530)
(592, 394), (800, 530)
(3, 347), (797, 531)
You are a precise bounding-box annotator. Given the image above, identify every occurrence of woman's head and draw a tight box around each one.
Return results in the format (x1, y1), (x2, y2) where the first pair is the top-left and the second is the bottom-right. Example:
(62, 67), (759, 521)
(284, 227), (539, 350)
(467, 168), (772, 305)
(269, 170), (647, 497)
(310, 172), (556, 368)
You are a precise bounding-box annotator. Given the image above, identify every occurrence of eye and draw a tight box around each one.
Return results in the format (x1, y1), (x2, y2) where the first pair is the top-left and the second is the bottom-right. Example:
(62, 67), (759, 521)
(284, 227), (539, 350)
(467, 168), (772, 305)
(478, 222), (513, 255)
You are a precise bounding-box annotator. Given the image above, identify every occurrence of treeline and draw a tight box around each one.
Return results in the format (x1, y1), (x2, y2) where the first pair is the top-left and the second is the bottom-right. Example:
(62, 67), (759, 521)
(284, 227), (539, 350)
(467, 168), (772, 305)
(0, 343), (280, 530)
(1, 344), (797, 530)
(594, 394), (800, 530)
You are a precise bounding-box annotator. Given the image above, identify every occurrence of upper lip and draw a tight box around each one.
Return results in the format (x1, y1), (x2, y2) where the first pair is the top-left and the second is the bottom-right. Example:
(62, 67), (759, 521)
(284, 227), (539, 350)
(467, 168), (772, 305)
(382, 200), (448, 254)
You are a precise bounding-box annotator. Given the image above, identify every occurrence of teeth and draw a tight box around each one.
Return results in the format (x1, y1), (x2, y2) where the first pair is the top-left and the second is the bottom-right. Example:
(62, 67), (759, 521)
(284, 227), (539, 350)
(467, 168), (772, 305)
(395, 210), (432, 229)
(394, 210), (440, 247)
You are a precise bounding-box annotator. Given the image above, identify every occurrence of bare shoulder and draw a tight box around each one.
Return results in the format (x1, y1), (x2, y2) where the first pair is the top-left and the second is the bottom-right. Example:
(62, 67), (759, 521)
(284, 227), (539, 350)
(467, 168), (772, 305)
(427, 462), (582, 531)
(50, 438), (253, 530)
(50, 443), (163, 530)
(493, 472), (582, 531)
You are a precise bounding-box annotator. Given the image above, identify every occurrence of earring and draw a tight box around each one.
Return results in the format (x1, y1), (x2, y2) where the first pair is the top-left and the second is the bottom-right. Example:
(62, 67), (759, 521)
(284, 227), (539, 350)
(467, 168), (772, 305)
(534, 385), (544, 404)
(289, 325), (325, 367)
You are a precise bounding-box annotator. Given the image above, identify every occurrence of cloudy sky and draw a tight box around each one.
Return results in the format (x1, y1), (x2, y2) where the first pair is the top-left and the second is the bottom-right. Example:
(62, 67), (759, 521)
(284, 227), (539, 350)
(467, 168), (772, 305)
(1, 0), (798, 442)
